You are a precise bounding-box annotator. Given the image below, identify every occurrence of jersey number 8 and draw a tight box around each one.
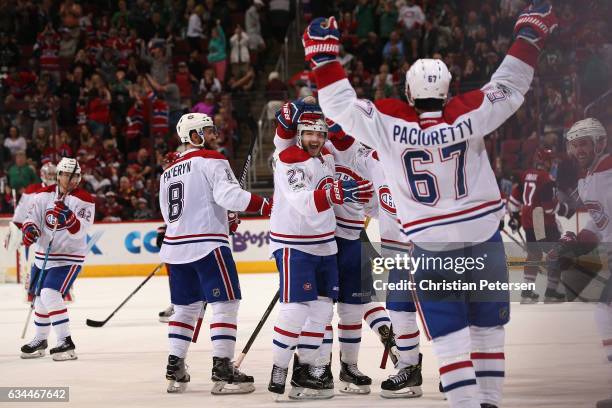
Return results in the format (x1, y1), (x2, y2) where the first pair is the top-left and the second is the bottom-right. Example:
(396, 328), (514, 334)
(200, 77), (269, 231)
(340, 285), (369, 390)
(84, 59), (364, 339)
(167, 182), (184, 222)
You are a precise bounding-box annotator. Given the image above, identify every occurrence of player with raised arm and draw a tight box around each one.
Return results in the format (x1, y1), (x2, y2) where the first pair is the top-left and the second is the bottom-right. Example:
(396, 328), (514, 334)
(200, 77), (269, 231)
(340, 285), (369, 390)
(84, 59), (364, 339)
(304, 2), (558, 407)
(549, 118), (611, 408)
(507, 148), (567, 303)
(20, 158), (94, 361)
(159, 113), (271, 394)
(267, 112), (373, 400)
(274, 102), (395, 394)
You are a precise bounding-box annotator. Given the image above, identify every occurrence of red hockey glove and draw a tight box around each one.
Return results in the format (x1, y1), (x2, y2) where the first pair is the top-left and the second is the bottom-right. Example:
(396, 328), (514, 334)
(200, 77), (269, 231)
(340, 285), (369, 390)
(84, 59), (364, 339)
(51, 201), (80, 233)
(22, 222), (40, 247)
(327, 180), (373, 205)
(513, 1), (558, 51)
(303, 17), (340, 68)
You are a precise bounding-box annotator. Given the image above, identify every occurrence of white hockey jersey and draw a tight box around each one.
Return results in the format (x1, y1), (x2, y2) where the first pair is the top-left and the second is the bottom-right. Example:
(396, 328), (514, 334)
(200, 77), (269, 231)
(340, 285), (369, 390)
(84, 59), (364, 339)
(274, 129), (369, 240)
(24, 185), (95, 268)
(12, 182), (47, 227)
(363, 151), (413, 253)
(159, 148), (262, 264)
(316, 40), (539, 245)
(270, 145), (337, 256)
(577, 154), (612, 243)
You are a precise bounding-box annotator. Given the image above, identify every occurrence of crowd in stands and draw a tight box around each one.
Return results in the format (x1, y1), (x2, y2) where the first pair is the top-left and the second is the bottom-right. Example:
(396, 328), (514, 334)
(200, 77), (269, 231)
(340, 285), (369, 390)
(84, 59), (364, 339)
(1, 0), (611, 220)
(0, 0), (289, 220)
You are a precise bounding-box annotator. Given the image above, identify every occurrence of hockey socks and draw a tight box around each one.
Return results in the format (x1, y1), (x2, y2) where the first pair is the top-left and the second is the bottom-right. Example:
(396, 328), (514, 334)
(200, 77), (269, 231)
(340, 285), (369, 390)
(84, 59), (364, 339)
(471, 326), (505, 407)
(389, 310), (420, 367)
(210, 300), (239, 359)
(338, 303), (363, 364)
(168, 302), (200, 358)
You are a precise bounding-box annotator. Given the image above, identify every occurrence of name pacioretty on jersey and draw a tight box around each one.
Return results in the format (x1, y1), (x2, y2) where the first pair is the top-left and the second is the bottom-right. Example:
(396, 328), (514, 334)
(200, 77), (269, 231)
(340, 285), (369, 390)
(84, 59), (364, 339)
(392, 118), (473, 147)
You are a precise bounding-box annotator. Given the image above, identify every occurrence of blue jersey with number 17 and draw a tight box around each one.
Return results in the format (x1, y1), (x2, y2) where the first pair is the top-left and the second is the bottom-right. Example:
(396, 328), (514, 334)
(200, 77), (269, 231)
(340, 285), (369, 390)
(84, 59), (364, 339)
(316, 40), (540, 245)
(159, 148), (255, 264)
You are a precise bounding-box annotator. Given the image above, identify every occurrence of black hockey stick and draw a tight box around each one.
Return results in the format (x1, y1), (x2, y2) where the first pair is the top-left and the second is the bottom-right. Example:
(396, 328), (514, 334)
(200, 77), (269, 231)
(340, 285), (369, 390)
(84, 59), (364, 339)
(234, 289), (280, 368)
(86, 263), (164, 327)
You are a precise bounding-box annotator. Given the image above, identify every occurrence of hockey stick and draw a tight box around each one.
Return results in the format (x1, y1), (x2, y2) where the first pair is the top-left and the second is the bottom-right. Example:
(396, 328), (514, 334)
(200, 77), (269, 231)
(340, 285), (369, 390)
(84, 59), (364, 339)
(379, 323), (393, 369)
(234, 289), (280, 368)
(191, 302), (207, 343)
(501, 228), (527, 252)
(22, 165), (78, 339)
(86, 262), (164, 327)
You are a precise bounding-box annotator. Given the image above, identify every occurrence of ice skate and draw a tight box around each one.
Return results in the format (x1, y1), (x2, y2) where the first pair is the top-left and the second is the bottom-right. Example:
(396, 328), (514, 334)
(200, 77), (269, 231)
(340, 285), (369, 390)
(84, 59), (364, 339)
(287, 356), (334, 400)
(481, 404), (498, 408)
(158, 305), (174, 323)
(49, 336), (77, 361)
(520, 289), (539, 304)
(210, 356), (255, 394)
(339, 360), (371, 394)
(268, 364), (289, 395)
(544, 288), (565, 303)
(20, 338), (47, 359)
(377, 324), (400, 366)
(166, 355), (190, 393)
(380, 353), (423, 398)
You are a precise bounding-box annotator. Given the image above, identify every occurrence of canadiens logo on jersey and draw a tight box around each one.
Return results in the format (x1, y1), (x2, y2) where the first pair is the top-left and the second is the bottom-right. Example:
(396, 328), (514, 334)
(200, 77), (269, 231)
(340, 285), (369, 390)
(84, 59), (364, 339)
(378, 186), (396, 215)
(585, 201), (609, 230)
(44, 209), (68, 231)
(335, 165), (363, 182)
(316, 176), (334, 190)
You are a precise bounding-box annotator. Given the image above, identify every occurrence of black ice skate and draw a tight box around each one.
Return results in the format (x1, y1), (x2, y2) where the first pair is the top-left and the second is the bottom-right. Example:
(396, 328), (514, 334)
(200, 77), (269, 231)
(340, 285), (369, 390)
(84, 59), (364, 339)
(481, 404), (498, 408)
(166, 355), (190, 393)
(158, 305), (174, 323)
(268, 364), (288, 395)
(380, 353), (423, 398)
(287, 355), (334, 400)
(49, 336), (77, 361)
(211, 356), (255, 394)
(520, 289), (539, 304)
(20, 338), (48, 359)
(377, 325), (400, 366)
(544, 288), (566, 303)
(339, 360), (371, 394)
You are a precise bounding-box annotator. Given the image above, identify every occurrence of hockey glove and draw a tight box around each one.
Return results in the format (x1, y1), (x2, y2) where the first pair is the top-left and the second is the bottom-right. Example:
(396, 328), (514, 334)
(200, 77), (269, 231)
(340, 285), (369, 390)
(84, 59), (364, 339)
(513, 1), (558, 51)
(22, 222), (40, 247)
(508, 212), (521, 233)
(276, 100), (323, 132)
(51, 201), (80, 233)
(303, 17), (340, 68)
(228, 212), (240, 235)
(327, 180), (374, 205)
(156, 224), (167, 248)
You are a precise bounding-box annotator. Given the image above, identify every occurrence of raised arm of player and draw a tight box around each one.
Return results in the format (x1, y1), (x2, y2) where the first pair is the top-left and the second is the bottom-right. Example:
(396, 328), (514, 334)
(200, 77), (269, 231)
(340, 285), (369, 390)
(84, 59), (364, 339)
(204, 156), (271, 215)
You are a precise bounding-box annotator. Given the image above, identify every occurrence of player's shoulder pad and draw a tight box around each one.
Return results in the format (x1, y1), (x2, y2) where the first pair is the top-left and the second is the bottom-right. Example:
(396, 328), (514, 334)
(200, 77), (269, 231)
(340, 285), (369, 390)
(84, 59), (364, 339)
(592, 153), (612, 175)
(38, 184), (56, 194)
(69, 188), (96, 204)
(443, 90), (485, 124)
(330, 135), (355, 151)
(24, 182), (44, 194)
(183, 149), (227, 161)
(374, 98), (418, 123)
(278, 145), (311, 164)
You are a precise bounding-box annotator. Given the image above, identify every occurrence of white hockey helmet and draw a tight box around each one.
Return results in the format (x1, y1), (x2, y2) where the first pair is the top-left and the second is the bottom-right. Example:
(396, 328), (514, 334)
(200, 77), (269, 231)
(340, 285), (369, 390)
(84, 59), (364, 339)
(40, 162), (57, 186)
(405, 59), (452, 105)
(566, 117), (607, 156)
(56, 157), (81, 182)
(297, 112), (328, 149)
(176, 113), (216, 147)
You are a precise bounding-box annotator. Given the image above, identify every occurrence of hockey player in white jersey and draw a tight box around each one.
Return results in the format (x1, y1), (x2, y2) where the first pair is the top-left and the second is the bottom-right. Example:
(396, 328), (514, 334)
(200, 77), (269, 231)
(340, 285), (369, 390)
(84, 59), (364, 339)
(549, 118), (612, 408)
(267, 111), (373, 399)
(363, 149), (423, 398)
(274, 102), (395, 394)
(20, 157), (94, 361)
(304, 2), (558, 407)
(159, 113), (271, 394)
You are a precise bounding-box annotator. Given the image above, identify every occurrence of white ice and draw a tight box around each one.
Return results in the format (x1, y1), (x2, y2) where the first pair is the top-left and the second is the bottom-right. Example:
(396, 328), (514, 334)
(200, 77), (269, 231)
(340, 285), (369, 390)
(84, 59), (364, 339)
(0, 274), (610, 408)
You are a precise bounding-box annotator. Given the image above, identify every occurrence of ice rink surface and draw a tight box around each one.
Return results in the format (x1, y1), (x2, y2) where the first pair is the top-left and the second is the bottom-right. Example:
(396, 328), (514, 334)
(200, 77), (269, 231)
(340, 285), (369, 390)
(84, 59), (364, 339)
(0, 273), (610, 408)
